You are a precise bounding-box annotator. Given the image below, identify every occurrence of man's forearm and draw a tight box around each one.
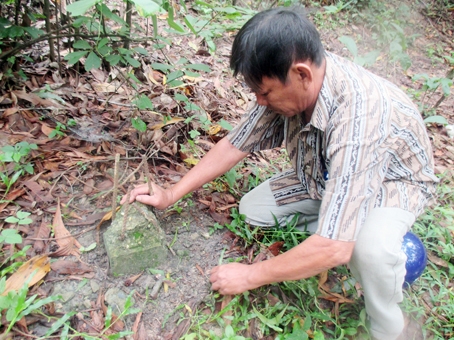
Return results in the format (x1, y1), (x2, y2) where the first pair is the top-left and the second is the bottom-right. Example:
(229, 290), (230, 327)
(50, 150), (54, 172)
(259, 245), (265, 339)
(170, 136), (248, 203)
(249, 234), (355, 287)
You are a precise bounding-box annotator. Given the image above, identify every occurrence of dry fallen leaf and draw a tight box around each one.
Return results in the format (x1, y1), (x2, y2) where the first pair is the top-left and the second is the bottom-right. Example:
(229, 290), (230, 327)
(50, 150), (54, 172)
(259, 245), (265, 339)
(33, 219), (51, 254)
(13, 90), (65, 109)
(92, 82), (120, 93)
(23, 180), (54, 202)
(317, 271), (354, 304)
(0, 188), (25, 211)
(83, 178), (96, 195)
(268, 241), (285, 256)
(96, 179), (113, 191)
(95, 208), (120, 231)
(41, 123), (55, 137)
(53, 199), (81, 256)
(151, 117), (185, 130)
(2, 254), (50, 296)
(183, 157), (199, 166)
(208, 124), (221, 135)
(50, 260), (93, 275)
(132, 312), (143, 339)
(3, 107), (19, 117)
(427, 251), (449, 268)
(124, 272), (143, 287)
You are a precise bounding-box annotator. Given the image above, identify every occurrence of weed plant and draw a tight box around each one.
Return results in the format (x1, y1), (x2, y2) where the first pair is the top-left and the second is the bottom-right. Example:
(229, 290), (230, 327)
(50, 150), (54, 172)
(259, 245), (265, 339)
(185, 173), (454, 339)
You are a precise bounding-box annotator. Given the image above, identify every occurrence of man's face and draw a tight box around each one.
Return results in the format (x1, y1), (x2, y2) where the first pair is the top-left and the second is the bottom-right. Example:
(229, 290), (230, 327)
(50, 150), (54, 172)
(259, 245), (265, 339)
(252, 62), (318, 117)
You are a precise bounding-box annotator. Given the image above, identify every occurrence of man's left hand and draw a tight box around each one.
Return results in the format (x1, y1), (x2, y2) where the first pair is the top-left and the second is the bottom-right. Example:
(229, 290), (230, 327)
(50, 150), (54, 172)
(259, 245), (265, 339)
(209, 263), (258, 295)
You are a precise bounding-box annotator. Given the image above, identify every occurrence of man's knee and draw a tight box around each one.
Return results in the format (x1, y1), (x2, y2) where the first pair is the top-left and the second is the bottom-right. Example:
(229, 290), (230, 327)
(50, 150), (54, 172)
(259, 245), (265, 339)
(238, 182), (278, 226)
(238, 191), (255, 218)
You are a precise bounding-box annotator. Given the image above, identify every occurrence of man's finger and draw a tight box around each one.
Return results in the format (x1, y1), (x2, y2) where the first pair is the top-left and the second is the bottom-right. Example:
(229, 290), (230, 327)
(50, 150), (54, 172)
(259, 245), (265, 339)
(135, 195), (155, 205)
(120, 185), (146, 204)
(211, 282), (219, 291)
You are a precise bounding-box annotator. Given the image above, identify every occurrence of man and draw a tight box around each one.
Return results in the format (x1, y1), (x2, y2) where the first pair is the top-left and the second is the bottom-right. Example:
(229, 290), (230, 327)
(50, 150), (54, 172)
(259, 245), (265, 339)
(122, 7), (438, 340)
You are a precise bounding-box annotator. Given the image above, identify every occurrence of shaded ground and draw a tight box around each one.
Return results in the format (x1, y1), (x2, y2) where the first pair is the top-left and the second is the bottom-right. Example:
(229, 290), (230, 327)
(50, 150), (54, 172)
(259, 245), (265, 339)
(41, 205), (225, 339)
(0, 0), (453, 338)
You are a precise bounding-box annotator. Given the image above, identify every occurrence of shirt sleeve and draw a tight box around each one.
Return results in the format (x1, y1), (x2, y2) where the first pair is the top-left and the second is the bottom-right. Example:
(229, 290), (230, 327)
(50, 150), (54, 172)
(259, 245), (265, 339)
(227, 104), (285, 152)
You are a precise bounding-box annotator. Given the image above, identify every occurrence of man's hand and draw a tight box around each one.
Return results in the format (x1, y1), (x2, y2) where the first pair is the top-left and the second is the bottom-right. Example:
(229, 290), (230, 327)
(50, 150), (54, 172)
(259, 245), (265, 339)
(120, 182), (174, 210)
(209, 235), (355, 296)
(209, 263), (258, 295)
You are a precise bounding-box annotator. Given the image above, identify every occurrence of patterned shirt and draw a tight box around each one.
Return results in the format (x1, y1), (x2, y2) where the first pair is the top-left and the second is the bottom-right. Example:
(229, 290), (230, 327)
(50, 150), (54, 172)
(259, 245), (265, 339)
(227, 52), (438, 241)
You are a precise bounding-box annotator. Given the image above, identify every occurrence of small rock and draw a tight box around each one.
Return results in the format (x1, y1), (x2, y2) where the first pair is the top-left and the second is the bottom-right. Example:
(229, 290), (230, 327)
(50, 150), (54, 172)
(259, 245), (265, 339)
(61, 291), (75, 303)
(105, 287), (134, 313)
(29, 324), (51, 337)
(446, 125), (454, 139)
(190, 233), (199, 240)
(83, 299), (92, 309)
(90, 280), (100, 293)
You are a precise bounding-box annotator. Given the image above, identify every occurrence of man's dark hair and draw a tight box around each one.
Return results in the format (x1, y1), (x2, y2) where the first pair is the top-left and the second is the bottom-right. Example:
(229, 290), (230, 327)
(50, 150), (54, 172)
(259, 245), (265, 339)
(230, 7), (324, 91)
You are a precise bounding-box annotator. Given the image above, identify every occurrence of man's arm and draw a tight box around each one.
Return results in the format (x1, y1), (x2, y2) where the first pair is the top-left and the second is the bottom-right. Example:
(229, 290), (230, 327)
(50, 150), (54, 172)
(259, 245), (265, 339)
(122, 136), (248, 209)
(210, 234), (355, 295)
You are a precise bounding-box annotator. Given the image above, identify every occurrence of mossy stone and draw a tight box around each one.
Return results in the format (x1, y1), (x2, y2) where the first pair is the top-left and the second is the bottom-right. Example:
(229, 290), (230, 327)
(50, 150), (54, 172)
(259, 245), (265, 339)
(103, 202), (168, 276)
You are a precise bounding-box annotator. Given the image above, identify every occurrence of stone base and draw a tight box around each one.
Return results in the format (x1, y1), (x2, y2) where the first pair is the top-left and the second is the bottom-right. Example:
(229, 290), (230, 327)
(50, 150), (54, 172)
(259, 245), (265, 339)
(103, 202), (168, 276)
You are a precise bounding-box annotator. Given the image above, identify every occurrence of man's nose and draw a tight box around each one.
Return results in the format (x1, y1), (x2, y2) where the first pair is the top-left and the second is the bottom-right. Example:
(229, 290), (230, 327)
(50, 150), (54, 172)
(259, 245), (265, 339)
(256, 94), (268, 106)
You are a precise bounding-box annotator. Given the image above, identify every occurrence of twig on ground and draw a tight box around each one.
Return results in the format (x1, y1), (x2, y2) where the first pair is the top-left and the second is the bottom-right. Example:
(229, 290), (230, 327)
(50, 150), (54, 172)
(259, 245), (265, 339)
(27, 225), (97, 241)
(150, 275), (164, 299)
(167, 243), (176, 256)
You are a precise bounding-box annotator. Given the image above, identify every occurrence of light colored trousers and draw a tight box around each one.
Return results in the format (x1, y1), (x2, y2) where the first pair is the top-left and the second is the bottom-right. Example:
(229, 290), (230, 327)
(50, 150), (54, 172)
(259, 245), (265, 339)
(239, 179), (415, 340)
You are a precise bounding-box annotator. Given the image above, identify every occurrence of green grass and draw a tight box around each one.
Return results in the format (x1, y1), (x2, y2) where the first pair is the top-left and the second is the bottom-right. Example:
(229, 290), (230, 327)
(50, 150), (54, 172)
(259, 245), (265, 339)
(181, 171), (454, 339)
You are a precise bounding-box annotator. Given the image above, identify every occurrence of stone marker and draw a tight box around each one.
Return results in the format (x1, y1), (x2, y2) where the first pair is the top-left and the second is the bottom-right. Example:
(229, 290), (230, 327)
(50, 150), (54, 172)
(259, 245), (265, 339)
(104, 202), (168, 276)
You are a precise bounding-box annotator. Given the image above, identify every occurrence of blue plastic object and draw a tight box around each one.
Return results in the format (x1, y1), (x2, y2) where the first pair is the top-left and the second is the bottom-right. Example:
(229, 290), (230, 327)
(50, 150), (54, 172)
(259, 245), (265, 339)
(402, 231), (427, 286)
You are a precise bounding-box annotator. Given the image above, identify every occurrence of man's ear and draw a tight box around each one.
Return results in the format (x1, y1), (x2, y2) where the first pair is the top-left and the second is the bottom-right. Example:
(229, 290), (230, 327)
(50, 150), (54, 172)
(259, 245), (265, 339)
(291, 62), (313, 89)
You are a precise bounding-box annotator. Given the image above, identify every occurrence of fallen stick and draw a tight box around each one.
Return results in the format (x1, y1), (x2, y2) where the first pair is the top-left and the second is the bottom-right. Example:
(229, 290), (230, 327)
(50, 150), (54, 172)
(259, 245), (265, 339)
(150, 275), (164, 299)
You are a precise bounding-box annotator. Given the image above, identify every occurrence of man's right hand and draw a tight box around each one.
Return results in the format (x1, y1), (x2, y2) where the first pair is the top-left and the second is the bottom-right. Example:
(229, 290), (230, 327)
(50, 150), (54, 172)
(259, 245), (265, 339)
(119, 137), (247, 211)
(120, 182), (174, 210)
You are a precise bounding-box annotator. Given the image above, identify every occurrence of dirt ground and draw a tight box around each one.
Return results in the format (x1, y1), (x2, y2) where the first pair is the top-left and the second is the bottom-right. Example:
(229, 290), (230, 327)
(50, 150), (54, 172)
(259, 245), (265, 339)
(37, 203), (225, 340)
(2, 0), (453, 339)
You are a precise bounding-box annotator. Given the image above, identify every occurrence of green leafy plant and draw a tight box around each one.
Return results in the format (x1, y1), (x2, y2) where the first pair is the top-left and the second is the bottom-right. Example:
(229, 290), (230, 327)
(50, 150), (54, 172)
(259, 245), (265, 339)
(80, 242), (97, 253)
(133, 94), (154, 111)
(0, 141), (37, 173)
(0, 141), (38, 197)
(209, 222), (224, 235)
(131, 117), (147, 133)
(224, 208), (258, 246)
(67, 118), (77, 127)
(5, 211), (33, 225)
(412, 73), (452, 123)
(354, 2), (416, 70)
(324, 1), (354, 14)
(48, 122), (66, 139)
(0, 171), (21, 198)
(338, 35), (380, 67)
(0, 278), (62, 336)
(0, 229), (22, 245)
(187, 2), (255, 52)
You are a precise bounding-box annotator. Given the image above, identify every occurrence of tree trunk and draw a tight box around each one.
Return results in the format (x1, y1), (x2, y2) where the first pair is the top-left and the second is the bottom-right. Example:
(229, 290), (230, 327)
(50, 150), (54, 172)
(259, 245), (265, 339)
(43, 0), (55, 62)
(123, 0), (132, 49)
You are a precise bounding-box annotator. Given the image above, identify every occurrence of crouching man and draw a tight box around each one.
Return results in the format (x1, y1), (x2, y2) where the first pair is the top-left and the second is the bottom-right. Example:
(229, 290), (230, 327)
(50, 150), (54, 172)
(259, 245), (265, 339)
(123, 7), (438, 339)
